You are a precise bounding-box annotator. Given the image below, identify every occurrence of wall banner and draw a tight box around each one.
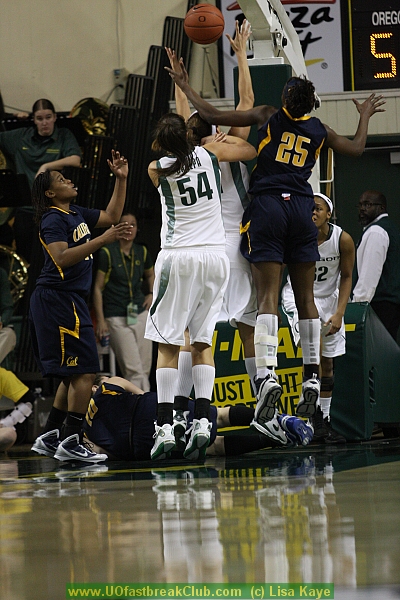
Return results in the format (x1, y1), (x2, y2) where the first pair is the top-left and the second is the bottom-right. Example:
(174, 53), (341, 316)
(219, 0), (343, 99)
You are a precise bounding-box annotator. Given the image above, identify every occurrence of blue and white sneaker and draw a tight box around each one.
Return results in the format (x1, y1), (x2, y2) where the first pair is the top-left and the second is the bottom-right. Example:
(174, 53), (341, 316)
(296, 375), (320, 417)
(31, 429), (60, 458)
(183, 418), (212, 461)
(253, 373), (282, 424)
(151, 423), (176, 460)
(54, 434), (107, 463)
(251, 412), (291, 447)
(278, 413), (314, 446)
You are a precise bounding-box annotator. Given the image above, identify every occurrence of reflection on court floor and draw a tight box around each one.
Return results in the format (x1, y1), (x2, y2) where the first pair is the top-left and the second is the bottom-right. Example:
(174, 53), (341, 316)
(0, 441), (400, 600)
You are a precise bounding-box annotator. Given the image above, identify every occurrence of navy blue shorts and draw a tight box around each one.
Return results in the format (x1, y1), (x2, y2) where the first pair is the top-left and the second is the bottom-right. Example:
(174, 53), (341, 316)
(84, 391), (218, 461)
(240, 194), (319, 264)
(29, 288), (100, 377)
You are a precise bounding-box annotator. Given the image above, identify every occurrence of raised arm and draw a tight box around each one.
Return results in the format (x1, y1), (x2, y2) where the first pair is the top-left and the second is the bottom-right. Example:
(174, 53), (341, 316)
(226, 19), (254, 139)
(166, 58), (274, 128)
(96, 150), (129, 227)
(324, 93), (385, 157)
(166, 47), (192, 121)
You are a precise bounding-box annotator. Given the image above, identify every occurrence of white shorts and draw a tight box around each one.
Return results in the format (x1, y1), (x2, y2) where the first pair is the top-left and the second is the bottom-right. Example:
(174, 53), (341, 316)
(145, 246), (230, 346)
(218, 233), (257, 328)
(281, 283), (345, 358)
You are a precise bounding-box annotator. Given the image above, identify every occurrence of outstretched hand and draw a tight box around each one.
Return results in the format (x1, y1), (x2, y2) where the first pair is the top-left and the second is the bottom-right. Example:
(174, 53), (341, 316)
(101, 221), (134, 245)
(352, 93), (386, 118)
(165, 47), (181, 74)
(165, 57), (189, 89)
(226, 18), (251, 55)
(107, 149), (129, 179)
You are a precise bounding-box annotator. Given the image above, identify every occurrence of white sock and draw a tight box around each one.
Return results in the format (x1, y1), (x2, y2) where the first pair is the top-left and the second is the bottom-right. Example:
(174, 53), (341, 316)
(245, 357), (257, 394)
(298, 318), (320, 367)
(320, 397), (331, 420)
(192, 364), (215, 400)
(156, 368), (177, 405)
(175, 351), (193, 397)
(255, 314), (278, 379)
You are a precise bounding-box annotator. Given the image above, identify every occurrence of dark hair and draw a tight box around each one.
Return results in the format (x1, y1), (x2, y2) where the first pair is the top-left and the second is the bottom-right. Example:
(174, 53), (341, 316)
(32, 98), (56, 115)
(93, 373), (106, 388)
(152, 113), (195, 178)
(283, 76), (316, 118)
(32, 170), (54, 223)
(186, 112), (212, 146)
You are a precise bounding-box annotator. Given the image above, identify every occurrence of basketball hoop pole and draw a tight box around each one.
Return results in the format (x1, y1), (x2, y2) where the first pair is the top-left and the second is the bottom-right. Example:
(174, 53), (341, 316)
(200, 46), (219, 99)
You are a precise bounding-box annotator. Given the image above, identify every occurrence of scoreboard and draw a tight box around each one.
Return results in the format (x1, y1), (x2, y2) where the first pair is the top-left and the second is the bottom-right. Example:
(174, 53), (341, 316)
(344, 0), (400, 90)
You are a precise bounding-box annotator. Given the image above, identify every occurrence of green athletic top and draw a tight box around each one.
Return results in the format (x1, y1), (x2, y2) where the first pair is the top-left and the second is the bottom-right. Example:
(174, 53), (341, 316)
(97, 241), (153, 318)
(0, 125), (81, 188)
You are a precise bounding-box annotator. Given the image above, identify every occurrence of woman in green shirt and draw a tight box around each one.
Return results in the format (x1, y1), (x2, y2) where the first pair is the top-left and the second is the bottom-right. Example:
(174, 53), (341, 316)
(93, 213), (155, 391)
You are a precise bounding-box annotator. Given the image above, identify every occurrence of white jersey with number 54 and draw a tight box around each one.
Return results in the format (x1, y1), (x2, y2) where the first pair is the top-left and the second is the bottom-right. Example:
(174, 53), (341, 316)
(156, 146), (225, 249)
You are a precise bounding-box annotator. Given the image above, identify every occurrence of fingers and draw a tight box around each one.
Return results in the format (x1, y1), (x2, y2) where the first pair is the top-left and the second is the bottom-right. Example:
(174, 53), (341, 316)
(240, 18), (251, 38)
(108, 150), (127, 167)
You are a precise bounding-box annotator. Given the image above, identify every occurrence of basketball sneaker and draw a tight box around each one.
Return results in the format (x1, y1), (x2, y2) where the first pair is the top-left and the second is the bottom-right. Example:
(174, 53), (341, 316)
(278, 413), (314, 446)
(253, 373), (282, 424)
(172, 410), (189, 452)
(0, 402), (33, 428)
(183, 418), (212, 461)
(311, 406), (346, 444)
(251, 412), (291, 446)
(151, 423), (176, 460)
(296, 375), (320, 417)
(54, 434), (108, 463)
(31, 429), (60, 458)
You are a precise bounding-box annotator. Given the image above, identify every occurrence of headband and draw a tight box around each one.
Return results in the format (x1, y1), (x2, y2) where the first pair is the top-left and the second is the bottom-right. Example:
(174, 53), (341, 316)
(314, 192), (334, 214)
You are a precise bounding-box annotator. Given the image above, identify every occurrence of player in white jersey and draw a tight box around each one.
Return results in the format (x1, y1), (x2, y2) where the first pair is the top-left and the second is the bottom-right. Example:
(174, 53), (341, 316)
(145, 112), (256, 461)
(165, 23), (262, 446)
(281, 192), (355, 443)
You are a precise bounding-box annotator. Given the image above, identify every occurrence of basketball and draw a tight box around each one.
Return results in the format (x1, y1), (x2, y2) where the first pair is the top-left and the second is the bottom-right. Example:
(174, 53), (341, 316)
(184, 4), (225, 45)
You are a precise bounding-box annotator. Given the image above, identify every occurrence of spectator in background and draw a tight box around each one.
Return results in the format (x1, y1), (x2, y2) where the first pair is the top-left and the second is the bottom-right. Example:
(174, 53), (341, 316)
(0, 98), (81, 188)
(352, 190), (400, 341)
(0, 98), (82, 260)
(92, 213), (154, 392)
(0, 266), (17, 365)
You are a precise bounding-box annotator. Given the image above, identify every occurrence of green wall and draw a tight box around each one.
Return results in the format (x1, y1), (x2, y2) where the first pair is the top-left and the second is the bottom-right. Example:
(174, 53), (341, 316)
(321, 135), (400, 243)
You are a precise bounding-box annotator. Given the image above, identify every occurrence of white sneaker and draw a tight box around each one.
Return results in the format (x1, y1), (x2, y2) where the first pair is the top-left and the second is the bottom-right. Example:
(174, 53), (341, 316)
(253, 374), (282, 424)
(54, 434), (107, 463)
(31, 429), (60, 458)
(251, 412), (291, 446)
(150, 423), (176, 460)
(296, 376), (320, 417)
(1, 402), (33, 428)
(183, 418), (212, 461)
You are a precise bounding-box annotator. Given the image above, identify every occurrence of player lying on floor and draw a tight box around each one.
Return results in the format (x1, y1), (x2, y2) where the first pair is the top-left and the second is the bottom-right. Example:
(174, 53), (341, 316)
(31, 375), (313, 461)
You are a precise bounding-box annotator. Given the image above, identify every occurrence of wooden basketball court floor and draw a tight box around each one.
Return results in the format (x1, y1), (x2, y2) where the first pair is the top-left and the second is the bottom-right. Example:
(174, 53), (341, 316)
(1, 438), (400, 600)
